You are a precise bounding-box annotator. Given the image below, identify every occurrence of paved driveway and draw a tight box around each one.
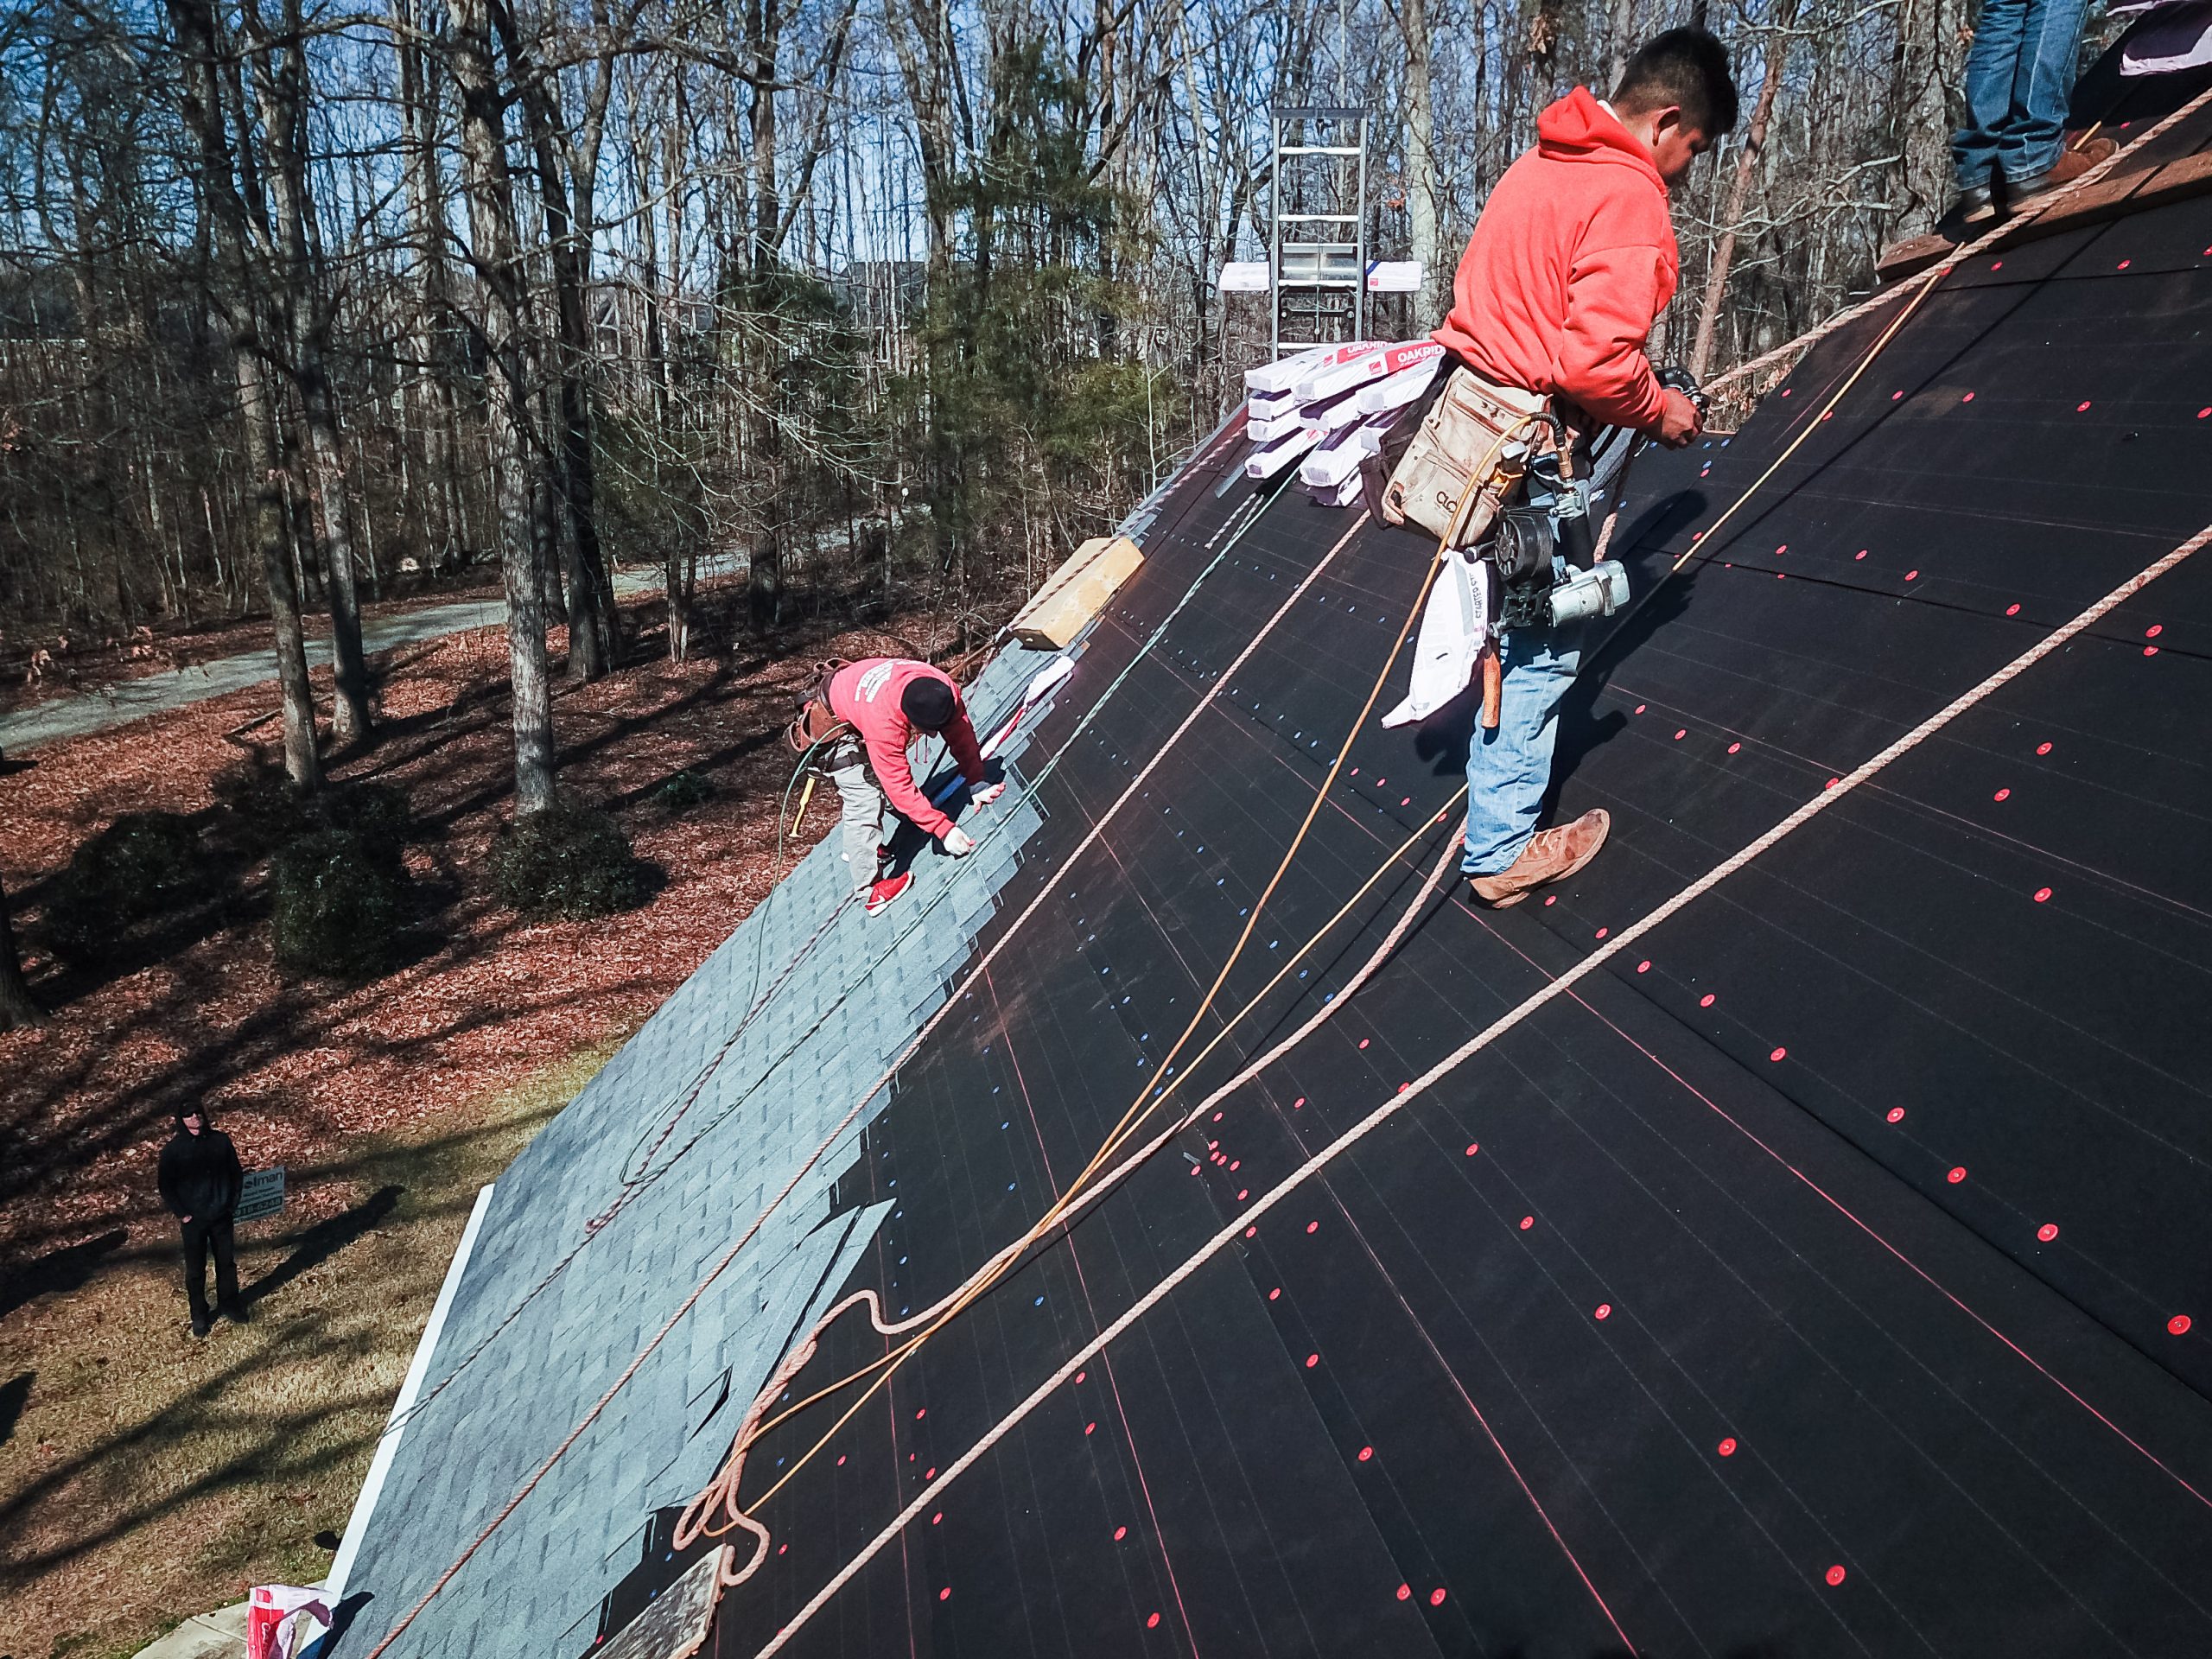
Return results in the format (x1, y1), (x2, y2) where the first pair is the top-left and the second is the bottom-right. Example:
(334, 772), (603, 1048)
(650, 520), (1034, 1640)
(0, 560), (735, 754)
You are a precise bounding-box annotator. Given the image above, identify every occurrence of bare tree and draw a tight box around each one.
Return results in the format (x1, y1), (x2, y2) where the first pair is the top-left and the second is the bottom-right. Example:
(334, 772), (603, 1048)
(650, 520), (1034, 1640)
(239, 0), (375, 742)
(448, 0), (556, 811)
(0, 0), (1982, 709)
(162, 0), (322, 791)
(1690, 0), (1796, 382)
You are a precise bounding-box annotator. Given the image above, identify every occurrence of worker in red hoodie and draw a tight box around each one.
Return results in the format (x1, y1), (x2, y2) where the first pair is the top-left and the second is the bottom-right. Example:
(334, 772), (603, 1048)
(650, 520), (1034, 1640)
(1432, 28), (1737, 907)
(823, 657), (1002, 915)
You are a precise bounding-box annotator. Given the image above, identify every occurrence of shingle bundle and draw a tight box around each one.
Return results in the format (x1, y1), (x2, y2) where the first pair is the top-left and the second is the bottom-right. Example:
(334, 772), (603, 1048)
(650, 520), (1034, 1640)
(1242, 340), (1446, 505)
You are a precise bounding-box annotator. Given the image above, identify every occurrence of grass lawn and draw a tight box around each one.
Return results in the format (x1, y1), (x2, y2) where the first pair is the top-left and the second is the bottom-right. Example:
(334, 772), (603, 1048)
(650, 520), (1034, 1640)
(0, 1044), (616, 1659)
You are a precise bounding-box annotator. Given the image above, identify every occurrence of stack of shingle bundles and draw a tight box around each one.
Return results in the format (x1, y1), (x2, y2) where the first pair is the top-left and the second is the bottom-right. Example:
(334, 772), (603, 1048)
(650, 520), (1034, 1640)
(1240, 340), (1374, 480)
(1239, 340), (1446, 504)
(1296, 348), (1446, 505)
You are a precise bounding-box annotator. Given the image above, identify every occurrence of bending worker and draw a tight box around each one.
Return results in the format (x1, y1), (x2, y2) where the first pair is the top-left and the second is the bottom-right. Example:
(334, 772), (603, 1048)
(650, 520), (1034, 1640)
(807, 656), (1002, 916)
(1430, 27), (1737, 906)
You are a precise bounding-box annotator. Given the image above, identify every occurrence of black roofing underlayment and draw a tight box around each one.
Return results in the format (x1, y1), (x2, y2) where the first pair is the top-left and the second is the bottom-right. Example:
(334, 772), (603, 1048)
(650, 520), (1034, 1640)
(553, 152), (2212, 1659)
(346, 94), (2212, 1659)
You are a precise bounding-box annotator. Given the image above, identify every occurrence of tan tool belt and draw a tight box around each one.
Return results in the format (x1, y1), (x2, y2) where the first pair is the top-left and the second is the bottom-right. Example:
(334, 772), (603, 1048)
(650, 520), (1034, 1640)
(785, 658), (851, 756)
(1381, 365), (1554, 550)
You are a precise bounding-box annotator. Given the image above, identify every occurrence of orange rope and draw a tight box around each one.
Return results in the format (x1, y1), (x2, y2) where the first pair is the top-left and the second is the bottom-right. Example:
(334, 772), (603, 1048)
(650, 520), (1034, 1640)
(359, 508), (1372, 1659)
(677, 540), (1456, 1569)
(753, 512), (2212, 1658)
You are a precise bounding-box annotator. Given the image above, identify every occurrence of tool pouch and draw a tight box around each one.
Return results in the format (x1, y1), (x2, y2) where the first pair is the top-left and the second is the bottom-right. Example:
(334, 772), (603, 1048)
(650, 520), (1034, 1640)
(1381, 365), (1550, 549)
(785, 658), (851, 756)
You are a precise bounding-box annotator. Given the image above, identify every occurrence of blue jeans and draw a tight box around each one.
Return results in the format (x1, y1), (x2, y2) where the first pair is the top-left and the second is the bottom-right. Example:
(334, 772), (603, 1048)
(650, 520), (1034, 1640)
(1462, 457), (1585, 877)
(1952, 0), (2094, 189)
(1462, 626), (1582, 874)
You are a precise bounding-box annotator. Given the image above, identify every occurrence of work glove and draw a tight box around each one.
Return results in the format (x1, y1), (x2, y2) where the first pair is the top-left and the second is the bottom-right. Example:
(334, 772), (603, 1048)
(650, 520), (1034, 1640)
(940, 826), (977, 857)
(971, 781), (1006, 807)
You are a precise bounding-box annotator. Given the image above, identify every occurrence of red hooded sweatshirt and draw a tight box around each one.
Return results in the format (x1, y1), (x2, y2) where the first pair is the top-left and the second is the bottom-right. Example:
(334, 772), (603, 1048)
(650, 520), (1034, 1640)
(827, 657), (985, 842)
(1431, 88), (1679, 433)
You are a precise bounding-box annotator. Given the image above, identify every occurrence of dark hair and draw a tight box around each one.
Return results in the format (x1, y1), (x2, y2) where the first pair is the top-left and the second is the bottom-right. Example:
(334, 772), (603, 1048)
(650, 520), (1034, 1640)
(1612, 26), (1739, 137)
(899, 676), (957, 731)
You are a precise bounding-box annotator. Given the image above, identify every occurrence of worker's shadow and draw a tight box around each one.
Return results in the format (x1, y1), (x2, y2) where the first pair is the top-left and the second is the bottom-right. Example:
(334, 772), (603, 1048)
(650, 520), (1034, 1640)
(877, 759), (1008, 880)
(243, 1185), (403, 1309)
(1547, 533), (1704, 809)
(1407, 487), (1707, 802)
(1544, 487), (1709, 806)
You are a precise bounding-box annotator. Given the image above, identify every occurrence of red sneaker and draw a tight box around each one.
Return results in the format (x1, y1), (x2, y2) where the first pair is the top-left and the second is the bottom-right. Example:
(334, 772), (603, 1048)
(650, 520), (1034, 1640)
(865, 871), (913, 916)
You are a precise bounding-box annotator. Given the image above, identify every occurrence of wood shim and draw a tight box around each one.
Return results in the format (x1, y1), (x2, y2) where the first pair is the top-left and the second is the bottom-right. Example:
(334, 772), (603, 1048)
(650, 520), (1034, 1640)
(1006, 535), (1144, 651)
(597, 1544), (730, 1659)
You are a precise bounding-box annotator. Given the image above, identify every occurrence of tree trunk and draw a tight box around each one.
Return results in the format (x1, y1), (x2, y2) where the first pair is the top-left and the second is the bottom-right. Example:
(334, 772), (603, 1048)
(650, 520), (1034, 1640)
(394, 0), (466, 563)
(449, 0), (556, 814)
(243, 0), (373, 744)
(1606, 0), (1638, 95)
(0, 866), (47, 1033)
(1689, 4), (1793, 382)
(1400, 0), (1440, 317)
(245, 362), (324, 785)
(493, 0), (615, 681)
(164, 0), (321, 791)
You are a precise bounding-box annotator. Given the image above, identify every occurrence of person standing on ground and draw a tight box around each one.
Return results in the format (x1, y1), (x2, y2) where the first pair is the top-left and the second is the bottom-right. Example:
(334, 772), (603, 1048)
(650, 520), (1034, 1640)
(1947, 0), (2115, 233)
(818, 657), (1002, 916)
(158, 1106), (245, 1338)
(1429, 28), (1737, 906)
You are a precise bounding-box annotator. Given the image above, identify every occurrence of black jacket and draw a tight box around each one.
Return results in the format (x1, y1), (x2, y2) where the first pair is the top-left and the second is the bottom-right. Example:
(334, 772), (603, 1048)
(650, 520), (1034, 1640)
(158, 1113), (243, 1224)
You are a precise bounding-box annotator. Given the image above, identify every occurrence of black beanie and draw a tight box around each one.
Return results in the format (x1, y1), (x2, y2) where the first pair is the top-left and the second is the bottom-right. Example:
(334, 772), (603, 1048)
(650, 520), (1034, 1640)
(900, 676), (957, 731)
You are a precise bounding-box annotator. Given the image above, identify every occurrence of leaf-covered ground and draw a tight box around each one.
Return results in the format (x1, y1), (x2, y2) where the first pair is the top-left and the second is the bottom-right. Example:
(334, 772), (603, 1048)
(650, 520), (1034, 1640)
(0, 596), (934, 1657)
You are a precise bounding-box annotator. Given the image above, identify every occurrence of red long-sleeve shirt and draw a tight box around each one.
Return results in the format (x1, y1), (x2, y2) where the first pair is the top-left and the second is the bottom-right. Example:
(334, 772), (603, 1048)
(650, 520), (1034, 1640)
(1431, 88), (1679, 433)
(827, 658), (985, 841)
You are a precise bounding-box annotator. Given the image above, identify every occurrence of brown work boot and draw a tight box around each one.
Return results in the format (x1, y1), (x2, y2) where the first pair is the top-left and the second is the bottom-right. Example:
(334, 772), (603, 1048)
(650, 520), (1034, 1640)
(2007, 136), (2119, 209)
(1467, 810), (1611, 909)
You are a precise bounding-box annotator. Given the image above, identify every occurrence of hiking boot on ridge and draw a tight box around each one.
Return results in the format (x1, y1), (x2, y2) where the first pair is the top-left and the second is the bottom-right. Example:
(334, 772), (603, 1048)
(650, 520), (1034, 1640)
(1468, 809), (1611, 909)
